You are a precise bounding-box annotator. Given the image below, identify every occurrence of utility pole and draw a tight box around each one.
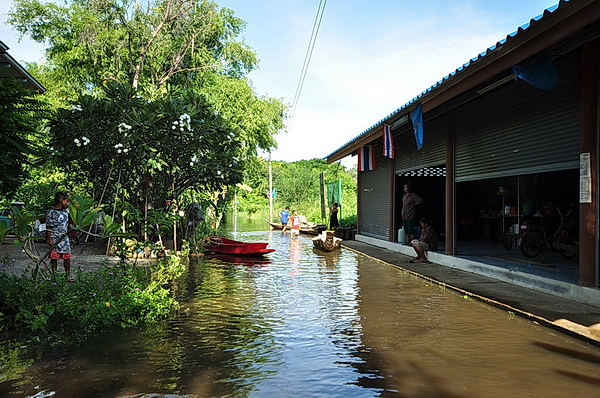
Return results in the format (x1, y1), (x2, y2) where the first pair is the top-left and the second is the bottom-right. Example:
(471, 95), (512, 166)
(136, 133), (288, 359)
(269, 154), (273, 222)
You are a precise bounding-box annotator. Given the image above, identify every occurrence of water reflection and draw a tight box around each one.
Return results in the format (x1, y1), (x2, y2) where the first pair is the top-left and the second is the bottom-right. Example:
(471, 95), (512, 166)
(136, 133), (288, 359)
(1, 230), (599, 397)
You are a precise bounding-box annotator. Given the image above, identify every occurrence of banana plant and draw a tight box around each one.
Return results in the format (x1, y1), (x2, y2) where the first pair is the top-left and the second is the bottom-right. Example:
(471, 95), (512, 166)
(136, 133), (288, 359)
(68, 195), (103, 233)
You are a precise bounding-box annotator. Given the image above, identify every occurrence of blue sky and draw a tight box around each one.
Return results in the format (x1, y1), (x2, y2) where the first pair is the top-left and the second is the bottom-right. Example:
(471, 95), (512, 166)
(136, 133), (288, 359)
(1, 0), (560, 165)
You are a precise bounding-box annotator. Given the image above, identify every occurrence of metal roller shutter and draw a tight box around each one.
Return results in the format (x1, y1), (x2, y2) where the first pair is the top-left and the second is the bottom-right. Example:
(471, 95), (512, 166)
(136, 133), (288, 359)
(395, 117), (447, 174)
(455, 81), (580, 182)
(359, 155), (391, 239)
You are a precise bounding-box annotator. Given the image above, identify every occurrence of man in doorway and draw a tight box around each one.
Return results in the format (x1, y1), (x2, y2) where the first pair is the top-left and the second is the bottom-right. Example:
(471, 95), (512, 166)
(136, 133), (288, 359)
(402, 182), (423, 243)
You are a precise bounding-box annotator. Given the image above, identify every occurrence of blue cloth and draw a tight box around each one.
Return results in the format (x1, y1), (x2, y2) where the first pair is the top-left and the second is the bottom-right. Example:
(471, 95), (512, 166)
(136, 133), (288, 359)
(411, 103), (423, 150)
(512, 55), (559, 91)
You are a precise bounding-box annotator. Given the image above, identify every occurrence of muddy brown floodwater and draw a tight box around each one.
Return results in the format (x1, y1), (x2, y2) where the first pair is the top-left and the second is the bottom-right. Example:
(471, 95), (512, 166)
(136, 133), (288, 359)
(1, 230), (599, 397)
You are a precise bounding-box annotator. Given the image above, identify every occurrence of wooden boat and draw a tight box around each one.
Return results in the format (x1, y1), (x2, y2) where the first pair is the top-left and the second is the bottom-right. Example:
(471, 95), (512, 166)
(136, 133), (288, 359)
(312, 230), (342, 252)
(266, 220), (324, 236)
(206, 236), (275, 256)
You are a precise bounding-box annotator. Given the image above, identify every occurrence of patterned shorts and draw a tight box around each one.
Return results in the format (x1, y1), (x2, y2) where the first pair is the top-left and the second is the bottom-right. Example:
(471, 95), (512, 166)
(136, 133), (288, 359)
(49, 250), (71, 260)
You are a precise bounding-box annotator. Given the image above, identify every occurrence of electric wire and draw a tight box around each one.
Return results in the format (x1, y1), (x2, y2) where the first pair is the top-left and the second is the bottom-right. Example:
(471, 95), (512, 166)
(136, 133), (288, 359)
(287, 0), (328, 131)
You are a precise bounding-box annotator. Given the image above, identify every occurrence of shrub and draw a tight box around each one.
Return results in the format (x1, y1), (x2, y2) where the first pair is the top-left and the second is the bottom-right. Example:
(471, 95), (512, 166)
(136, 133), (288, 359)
(339, 215), (357, 228)
(0, 256), (185, 335)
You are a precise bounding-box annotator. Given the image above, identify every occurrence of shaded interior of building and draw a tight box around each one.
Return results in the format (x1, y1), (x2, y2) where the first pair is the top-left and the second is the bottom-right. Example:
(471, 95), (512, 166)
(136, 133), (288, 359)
(395, 168), (581, 283)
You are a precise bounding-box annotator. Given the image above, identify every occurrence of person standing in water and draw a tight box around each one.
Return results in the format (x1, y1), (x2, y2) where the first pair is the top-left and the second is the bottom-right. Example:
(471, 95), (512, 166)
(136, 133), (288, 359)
(279, 206), (290, 234)
(290, 210), (301, 238)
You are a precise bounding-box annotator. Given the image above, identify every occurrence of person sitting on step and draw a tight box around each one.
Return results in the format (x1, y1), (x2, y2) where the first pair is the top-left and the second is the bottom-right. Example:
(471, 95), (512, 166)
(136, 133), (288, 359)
(410, 217), (438, 263)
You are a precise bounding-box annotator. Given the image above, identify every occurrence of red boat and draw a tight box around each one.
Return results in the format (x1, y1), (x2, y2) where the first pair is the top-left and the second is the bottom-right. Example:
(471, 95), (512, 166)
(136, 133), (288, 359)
(206, 236), (276, 256)
(211, 253), (272, 266)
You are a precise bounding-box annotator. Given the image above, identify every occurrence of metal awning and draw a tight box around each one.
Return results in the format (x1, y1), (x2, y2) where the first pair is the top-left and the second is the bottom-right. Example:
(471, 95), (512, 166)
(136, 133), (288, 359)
(0, 40), (46, 93)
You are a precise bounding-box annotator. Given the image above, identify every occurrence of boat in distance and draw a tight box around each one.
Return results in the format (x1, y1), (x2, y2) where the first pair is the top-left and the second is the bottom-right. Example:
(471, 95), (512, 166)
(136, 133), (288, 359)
(266, 220), (325, 236)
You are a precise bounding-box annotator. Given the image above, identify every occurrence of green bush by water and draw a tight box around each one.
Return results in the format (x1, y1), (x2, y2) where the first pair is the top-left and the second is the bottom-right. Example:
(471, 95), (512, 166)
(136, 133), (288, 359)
(0, 255), (185, 334)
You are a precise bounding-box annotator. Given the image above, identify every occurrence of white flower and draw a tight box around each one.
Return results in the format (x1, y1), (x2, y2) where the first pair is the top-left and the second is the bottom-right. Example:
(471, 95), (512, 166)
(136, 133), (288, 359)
(117, 149), (122, 153)
(177, 114), (192, 131)
(74, 138), (81, 147)
(118, 123), (132, 133)
(123, 148), (129, 153)
(172, 125), (176, 130)
(70, 104), (82, 112)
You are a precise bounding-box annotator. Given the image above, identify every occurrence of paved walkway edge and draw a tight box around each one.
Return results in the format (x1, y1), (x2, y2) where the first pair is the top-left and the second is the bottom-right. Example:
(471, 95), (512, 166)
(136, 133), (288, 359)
(356, 234), (600, 307)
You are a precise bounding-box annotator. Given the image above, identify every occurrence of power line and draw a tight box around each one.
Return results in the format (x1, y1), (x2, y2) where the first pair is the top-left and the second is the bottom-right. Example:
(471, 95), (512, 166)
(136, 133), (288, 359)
(287, 0), (328, 131)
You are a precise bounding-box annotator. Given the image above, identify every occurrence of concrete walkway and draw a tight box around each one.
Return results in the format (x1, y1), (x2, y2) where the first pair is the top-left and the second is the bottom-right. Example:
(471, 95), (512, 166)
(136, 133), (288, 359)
(342, 237), (600, 346)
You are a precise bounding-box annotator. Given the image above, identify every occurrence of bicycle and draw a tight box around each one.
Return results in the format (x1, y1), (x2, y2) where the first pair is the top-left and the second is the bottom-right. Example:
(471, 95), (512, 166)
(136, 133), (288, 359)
(519, 205), (579, 259)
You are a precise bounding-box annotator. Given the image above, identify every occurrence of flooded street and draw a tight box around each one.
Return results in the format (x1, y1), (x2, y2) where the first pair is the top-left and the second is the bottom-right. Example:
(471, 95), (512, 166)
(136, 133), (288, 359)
(1, 229), (599, 397)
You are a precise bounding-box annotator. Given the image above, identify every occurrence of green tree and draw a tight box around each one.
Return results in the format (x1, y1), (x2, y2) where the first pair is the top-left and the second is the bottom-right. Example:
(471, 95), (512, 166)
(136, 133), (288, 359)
(0, 79), (48, 197)
(8, 0), (285, 157)
(235, 158), (357, 224)
(9, 0), (286, 230)
(48, 82), (244, 215)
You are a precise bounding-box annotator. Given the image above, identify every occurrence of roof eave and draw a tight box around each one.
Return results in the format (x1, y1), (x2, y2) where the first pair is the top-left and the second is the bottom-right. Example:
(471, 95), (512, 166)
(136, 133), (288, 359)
(0, 40), (46, 93)
(326, 0), (600, 163)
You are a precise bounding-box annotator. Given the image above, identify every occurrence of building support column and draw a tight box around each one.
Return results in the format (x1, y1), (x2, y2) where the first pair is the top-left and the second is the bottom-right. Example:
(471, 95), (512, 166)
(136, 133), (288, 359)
(445, 114), (456, 255)
(357, 172), (363, 236)
(579, 39), (599, 286)
(389, 156), (396, 242)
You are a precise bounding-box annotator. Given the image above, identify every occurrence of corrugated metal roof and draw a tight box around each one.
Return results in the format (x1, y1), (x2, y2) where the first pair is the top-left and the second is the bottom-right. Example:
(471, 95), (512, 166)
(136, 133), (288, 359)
(326, 1), (566, 160)
(0, 40), (46, 93)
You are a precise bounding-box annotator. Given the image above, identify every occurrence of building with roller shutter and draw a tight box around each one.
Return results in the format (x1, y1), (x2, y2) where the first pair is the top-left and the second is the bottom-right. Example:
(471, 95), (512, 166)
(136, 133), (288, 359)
(326, 0), (599, 292)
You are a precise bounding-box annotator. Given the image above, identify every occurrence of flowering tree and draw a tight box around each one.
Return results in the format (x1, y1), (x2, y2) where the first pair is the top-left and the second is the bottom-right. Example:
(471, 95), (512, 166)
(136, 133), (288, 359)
(9, 0), (286, 236)
(48, 82), (244, 230)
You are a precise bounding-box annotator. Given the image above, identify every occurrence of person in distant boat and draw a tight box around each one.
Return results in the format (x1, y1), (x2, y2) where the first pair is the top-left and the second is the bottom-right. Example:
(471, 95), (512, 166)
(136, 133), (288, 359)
(290, 210), (301, 238)
(410, 217), (438, 263)
(329, 203), (339, 230)
(280, 206), (290, 234)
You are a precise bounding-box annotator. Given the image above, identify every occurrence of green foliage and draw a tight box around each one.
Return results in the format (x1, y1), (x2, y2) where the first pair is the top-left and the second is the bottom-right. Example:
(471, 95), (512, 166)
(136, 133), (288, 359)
(48, 82), (246, 213)
(8, 0), (286, 236)
(0, 79), (49, 196)
(68, 195), (102, 230)
(0, 223), (11, 244)
(339, 214), (357, 228)
(9, 205), (42, 243)
(0, 256), (185, 334)
(236, 158), (357, 224)
(8, 163), (75, 212)
(8, 0), (258, 89)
